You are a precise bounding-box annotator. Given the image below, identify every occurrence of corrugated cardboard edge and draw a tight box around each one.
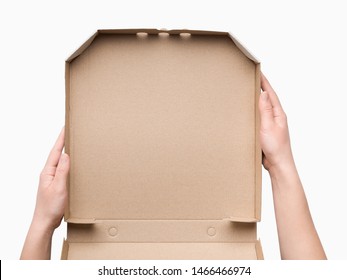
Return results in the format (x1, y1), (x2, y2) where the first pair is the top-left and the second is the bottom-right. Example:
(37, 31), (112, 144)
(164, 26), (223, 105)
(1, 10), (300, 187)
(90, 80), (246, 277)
(61, 239), (69, 260)
(255, 239), (264, 260)
(64, 62), (71, 220)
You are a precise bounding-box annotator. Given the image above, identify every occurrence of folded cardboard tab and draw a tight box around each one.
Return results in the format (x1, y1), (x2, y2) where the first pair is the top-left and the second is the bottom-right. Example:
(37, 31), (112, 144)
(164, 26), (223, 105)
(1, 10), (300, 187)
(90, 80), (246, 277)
(63, 29), (262, 259)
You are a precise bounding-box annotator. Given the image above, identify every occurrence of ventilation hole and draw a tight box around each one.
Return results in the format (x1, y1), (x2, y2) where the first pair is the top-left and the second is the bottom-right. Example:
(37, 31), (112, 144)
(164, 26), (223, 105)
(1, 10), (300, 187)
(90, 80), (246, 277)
(158, 32), (170, 38)
(180, 32), (191, 39)
(136, 32), (148, 39)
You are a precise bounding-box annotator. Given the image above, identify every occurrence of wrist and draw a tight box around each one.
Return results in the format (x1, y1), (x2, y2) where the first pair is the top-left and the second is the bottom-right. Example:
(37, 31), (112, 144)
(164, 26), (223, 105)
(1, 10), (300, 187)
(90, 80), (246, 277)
(30, 215), (56, 237)
(268, 156), (298, 181)
(268, 159), (296, 177)
(266, 147), (294, 175)
(267, 157), (304, 194)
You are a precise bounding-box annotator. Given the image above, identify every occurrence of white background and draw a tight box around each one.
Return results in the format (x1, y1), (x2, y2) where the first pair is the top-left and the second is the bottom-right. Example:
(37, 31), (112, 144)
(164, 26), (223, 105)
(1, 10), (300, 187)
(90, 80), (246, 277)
(0, 0), (346, 260)
(2, 260), (346, 279)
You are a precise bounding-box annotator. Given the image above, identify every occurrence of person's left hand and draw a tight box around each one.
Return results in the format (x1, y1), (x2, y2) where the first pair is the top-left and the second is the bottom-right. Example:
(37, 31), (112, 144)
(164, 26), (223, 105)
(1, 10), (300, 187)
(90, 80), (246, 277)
(32, 128), (70, 232)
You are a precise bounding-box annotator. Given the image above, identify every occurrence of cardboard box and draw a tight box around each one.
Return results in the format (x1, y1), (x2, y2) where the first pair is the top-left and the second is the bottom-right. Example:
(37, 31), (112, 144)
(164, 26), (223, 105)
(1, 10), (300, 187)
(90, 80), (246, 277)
(62, 29), (263, 260)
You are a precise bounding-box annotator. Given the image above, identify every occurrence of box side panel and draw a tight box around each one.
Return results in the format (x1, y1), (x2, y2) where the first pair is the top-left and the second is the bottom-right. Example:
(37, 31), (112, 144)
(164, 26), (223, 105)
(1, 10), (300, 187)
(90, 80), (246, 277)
(65, 62), (71, 155)
(67, 242), (258, 260)
(60, 239), (69, 260)
(67, 29), (231, 63)
(68, 33), (257, 221)
(255, 239), (264, 260)
(64, 62), (71, 220)
(255, 64), (262, 221)
(98, 29), (228, 36)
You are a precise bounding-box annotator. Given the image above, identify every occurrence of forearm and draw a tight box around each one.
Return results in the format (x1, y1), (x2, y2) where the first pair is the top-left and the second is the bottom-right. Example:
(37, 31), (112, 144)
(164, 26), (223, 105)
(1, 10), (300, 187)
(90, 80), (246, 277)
(20, 219), (53, 260)
(269, 160), (327, 260)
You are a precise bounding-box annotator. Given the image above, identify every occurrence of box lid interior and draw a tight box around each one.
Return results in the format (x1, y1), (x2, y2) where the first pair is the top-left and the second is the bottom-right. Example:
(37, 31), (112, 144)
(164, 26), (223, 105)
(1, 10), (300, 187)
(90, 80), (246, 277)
(65, 29), (261, 222)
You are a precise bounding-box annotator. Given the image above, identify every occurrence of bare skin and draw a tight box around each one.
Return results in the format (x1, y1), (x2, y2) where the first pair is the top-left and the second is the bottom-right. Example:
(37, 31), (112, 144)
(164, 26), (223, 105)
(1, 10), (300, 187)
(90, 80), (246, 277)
(259, 73), (326, 259)
(20, 128), (69, 260)
(21, 75), (326, 259)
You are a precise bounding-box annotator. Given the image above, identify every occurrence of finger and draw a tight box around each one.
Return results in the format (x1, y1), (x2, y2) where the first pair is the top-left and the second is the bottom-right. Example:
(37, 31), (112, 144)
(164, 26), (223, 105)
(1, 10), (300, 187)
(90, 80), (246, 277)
(259, 91), (274, 129)
(53, 153), (70, 191)
(261, 73), (284, 116)
(44, 127), (65, 169)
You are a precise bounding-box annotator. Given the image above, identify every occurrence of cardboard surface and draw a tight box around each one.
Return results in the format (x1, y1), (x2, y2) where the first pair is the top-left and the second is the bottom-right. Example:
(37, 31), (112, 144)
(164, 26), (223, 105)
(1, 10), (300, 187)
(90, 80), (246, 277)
(63, 29), (262, 259)
(66, 221), (256, 243)
(66, 242), (259, 260)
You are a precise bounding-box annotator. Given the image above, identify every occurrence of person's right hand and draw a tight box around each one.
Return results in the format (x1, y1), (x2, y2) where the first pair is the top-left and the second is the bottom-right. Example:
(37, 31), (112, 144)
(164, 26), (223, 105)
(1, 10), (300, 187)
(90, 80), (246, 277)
(21, 128), (70, 260)
(259, 73), (294, 172)
(32, 128), (70, 233)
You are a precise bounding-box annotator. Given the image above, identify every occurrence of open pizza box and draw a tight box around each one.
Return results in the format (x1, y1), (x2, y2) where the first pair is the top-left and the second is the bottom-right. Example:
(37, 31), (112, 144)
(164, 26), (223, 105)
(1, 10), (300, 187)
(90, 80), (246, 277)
(61, 29), (263, 260)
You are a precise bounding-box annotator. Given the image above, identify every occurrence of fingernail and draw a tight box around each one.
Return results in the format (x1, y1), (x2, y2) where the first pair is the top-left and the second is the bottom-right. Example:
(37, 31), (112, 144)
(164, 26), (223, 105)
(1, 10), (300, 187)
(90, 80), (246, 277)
(261, 91), (268, 101)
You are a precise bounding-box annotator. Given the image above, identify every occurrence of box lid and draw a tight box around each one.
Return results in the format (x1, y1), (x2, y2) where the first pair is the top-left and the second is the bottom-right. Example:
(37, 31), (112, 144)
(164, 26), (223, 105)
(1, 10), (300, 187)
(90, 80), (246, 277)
(65, 29), (261, 223)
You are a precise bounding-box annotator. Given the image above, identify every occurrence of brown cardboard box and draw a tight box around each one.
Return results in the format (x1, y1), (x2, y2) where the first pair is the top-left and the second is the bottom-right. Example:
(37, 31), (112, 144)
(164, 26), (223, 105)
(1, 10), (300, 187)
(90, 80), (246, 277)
(62, 29), (263, 260)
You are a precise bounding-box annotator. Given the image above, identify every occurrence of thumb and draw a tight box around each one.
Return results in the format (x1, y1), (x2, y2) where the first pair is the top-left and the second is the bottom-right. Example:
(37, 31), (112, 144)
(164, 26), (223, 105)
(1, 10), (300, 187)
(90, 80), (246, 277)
(53, 153), (70, 190)
(259, 91), (274, 129)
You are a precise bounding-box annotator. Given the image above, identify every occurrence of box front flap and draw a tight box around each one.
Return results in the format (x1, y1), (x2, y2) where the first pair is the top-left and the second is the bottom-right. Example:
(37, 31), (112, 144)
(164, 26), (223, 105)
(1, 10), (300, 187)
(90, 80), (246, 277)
(65, 242), (262, 260)
(65, 29), (261, 222)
